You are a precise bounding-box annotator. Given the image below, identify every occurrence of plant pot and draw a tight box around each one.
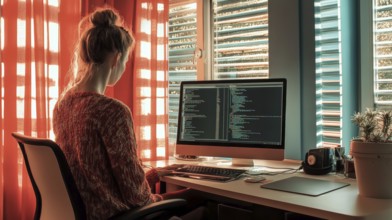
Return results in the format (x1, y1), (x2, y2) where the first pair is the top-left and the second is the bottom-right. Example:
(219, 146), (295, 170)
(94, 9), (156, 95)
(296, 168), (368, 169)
(351, 140), (392, 199)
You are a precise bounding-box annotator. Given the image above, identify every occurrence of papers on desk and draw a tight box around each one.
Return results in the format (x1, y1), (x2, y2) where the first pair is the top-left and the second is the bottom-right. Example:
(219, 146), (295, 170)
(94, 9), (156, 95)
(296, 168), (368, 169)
(260, 176), (350, 196)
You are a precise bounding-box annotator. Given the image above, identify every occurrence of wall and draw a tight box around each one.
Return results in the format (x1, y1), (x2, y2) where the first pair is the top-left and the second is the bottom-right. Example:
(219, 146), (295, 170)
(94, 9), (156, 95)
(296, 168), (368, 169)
(269, 0), (303, 159)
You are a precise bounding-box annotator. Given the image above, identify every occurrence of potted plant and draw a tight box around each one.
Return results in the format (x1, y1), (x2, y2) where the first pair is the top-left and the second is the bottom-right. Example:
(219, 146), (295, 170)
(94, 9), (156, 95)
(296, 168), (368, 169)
(351, 108), (392, 199)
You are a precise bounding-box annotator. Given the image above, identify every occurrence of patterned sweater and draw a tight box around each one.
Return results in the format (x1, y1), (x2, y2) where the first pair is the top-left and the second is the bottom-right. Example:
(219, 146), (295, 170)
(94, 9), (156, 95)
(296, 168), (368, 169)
(53, 91), (162, 220)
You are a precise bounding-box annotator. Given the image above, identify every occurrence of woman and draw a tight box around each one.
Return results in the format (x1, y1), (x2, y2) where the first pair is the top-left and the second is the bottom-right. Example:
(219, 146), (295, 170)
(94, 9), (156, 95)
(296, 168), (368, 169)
(53, 7), (207, 220)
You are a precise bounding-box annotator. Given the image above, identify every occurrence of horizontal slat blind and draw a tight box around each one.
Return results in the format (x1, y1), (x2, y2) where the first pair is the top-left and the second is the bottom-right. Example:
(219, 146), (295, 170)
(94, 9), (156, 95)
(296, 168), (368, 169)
(168, 0), (269, 151)
(315, 0), (342, 147)
(212, 0), (268, 79)
(168, 1), (198, 147)
(373, 0), (392, 108)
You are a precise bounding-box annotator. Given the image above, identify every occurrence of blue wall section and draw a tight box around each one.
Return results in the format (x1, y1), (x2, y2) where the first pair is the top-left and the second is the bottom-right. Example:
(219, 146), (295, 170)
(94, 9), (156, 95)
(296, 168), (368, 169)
(269, 0), (302, 160)
(299, 1), (317, 159)
(341, 0), (359, 150)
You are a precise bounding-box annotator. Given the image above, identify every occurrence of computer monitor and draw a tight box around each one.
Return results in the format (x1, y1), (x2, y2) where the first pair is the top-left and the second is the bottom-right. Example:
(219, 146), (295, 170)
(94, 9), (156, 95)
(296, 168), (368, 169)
(175, 78), (287, 166)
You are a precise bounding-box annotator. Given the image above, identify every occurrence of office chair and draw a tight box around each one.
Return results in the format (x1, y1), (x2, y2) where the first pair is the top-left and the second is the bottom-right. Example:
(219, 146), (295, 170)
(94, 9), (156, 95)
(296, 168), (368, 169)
(11, 132), (187, 220)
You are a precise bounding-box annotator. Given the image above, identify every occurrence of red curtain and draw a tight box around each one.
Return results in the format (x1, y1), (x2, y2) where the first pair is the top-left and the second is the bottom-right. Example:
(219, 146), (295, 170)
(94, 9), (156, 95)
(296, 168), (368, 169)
(0, 0), (81, 219)
(128, 0), (169, 161)
(0, 0), (169, 218)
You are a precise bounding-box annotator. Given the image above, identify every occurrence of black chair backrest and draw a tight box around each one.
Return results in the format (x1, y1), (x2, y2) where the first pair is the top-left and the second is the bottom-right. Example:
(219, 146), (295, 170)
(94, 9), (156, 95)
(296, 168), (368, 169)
(11, 132), (86, 220)
(12, 132), (189, 220)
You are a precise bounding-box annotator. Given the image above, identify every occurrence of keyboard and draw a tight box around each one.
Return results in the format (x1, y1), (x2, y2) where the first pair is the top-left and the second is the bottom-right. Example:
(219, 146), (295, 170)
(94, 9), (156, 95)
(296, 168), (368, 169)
(162, 164), (247, 182)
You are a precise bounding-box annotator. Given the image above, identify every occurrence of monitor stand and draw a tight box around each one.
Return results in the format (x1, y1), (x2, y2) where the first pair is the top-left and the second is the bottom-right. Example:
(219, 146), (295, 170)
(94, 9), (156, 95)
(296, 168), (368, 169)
(232, 158), (254, 167)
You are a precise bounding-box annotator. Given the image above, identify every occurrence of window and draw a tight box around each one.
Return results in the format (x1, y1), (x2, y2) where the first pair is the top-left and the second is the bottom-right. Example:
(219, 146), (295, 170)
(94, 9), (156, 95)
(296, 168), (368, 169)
(373, 0), (392, 108)
(212, 0), (268, 79)
(314, 0), (342, 148)
(168, 1), (199, 150)
(168, 0), (268, 150)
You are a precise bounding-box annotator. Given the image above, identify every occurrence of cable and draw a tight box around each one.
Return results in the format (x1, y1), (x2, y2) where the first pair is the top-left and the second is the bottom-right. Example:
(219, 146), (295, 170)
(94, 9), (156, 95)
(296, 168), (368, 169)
(246, 165), (303, 176)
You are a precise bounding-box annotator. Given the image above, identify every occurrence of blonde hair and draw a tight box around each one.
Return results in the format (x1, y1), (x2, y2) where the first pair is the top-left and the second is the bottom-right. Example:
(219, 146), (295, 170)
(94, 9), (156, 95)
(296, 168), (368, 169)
(63, 7), (134, 96)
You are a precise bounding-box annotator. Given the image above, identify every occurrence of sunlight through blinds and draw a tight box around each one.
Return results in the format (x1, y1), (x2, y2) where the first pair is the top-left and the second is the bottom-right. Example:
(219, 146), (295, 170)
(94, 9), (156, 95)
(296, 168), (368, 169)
(168, 1), (198, 147)
(212, 0), (268, 79)
(374, 0), (392, 108)
(315, 0), (342, 147)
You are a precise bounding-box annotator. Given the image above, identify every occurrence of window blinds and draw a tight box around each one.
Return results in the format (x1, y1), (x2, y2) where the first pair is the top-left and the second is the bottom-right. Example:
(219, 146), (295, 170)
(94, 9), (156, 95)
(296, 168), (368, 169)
(374, 0), (392, 108)
(168, 1), (198, 146)
(314, 0), (342, 147)
(168, 0), (269, 147)
(212, 0), (268, 79)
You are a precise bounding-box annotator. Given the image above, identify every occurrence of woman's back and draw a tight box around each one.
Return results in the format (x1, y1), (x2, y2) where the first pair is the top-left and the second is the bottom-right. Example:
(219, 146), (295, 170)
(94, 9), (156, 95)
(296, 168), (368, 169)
(53, 91), (161, 219)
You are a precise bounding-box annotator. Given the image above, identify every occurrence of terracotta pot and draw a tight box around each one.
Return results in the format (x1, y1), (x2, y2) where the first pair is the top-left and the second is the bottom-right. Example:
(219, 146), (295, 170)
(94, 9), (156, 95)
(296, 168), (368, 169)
(351, 140), (392, 199)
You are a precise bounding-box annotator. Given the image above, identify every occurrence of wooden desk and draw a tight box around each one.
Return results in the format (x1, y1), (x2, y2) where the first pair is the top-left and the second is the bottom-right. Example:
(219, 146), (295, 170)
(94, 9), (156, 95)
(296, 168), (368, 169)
(152, 159), (392, 220)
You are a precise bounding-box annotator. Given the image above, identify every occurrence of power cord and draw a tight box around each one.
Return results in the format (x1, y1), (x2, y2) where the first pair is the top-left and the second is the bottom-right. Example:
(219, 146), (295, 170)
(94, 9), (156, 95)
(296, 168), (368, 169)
(246, 165), (303, 176)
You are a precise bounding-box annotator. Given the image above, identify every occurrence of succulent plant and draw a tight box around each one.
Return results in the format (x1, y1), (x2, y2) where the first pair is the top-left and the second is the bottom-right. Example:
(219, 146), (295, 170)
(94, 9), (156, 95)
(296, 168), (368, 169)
(352, 108), (392, 142)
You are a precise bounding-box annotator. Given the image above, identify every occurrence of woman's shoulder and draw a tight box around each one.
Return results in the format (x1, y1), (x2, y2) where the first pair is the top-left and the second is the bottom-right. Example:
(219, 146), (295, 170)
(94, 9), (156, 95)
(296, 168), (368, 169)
(88, 92), (130, 114)
(101, 95), (130, 115)
(60, 91), (130, 115)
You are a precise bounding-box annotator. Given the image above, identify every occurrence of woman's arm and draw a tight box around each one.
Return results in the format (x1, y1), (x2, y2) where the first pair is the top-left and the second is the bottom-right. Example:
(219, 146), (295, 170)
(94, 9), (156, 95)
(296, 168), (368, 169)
(100, 101), (162, 206)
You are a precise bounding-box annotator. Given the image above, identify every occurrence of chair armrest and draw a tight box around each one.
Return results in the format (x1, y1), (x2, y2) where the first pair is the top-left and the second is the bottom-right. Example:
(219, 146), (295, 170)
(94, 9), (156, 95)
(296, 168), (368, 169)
(110, 198), (187, 220)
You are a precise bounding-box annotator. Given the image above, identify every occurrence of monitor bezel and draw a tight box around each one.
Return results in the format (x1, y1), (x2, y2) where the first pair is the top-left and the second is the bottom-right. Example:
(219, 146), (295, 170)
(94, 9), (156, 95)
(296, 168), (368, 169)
(175, 78), (287, 160)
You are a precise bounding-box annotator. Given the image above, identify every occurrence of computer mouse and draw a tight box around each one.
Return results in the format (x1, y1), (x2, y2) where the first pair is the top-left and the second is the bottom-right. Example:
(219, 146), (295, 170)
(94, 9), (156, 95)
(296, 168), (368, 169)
(244, 176), (266, 183)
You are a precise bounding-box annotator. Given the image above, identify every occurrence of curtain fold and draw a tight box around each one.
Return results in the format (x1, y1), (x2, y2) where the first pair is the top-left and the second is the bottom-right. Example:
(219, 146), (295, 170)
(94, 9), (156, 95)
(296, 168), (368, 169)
(0, 0), (168, 218)
(131, 0), (169, 161)
(0, 0), (81, 219)
(2, 0), (19, 218)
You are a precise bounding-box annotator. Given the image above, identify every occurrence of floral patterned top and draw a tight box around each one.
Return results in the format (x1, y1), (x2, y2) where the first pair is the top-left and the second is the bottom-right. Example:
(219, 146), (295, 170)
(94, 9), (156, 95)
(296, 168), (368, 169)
(53, 91), (162, 220)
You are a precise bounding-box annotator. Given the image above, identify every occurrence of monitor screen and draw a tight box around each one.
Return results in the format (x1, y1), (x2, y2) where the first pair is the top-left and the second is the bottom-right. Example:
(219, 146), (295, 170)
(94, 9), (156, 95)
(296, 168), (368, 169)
(175, 78), (287, 165)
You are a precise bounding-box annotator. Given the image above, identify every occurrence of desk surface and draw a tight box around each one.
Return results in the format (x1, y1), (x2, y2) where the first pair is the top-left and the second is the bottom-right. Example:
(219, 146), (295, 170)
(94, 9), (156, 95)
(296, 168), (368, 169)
(151, 158), (392, 220)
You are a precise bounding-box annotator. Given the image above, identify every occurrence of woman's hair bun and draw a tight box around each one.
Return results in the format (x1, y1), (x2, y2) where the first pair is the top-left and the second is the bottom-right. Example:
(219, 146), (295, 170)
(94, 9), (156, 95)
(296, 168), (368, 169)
(90, 9), (118, 28)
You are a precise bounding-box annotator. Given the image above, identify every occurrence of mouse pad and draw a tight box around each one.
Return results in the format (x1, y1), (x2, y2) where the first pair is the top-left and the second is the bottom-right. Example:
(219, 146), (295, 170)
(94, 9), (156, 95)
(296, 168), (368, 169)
(260, 176), (350, 196)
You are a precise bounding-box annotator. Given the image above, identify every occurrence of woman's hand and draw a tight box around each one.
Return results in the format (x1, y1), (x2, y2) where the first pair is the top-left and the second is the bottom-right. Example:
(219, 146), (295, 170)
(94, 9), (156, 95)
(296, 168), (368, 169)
(145, 168), (160, 193)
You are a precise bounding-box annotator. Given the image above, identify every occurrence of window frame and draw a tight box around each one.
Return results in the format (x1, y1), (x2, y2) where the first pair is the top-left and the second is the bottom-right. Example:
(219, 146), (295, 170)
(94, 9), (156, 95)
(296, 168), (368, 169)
(169, 0), (363, 160)
(360, 0), (375, 111)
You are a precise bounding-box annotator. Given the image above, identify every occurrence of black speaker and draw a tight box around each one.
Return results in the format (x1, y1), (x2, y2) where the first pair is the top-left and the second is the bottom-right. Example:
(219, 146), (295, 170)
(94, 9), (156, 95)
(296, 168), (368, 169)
(302, 148), (333, 175)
